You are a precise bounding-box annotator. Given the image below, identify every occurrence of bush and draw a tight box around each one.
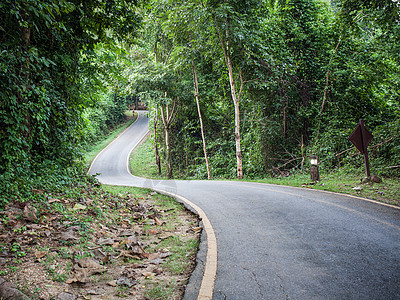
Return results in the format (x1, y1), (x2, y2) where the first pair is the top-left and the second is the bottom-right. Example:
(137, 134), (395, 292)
(82, 93), (127, 147)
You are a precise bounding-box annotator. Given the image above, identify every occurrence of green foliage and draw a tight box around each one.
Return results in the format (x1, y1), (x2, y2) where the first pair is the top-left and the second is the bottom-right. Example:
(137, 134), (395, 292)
(82, 93), (128, 147)
(129, 0), (399, 180)
(362, 120), (400, 177)
(2, 0), (398, 201)
(0, 159), (97, 210)
(0, 0), (141, 208)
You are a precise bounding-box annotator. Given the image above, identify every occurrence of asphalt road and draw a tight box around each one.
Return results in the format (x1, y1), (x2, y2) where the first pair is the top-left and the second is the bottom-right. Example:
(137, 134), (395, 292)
(89, 111), (400, 299)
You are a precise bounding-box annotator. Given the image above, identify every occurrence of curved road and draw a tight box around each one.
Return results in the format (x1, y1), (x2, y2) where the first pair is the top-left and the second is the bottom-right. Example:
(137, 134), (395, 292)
(89, 112), (400, 299)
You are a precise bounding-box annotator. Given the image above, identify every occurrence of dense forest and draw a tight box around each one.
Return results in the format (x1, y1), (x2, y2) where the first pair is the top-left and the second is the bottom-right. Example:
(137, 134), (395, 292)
(132, 0), (400, 180)
(1, 0), (399, 206)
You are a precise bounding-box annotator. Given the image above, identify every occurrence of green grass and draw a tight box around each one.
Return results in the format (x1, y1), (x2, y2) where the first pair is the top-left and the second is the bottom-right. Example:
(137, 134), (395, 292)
(159, 236), (199, 274)
(102, 185), (156, 199)
(130, 136), (400, 206)
(129, 133), (168, 179)
(145, 279), (179, 300)
(253, 171), (400, 206)
(84, 111), (137, 168)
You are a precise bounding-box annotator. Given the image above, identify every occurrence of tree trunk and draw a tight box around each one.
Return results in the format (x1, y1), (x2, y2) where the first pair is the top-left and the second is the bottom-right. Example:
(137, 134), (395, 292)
(192, 58), (211, 180)
(160, 98), (176, 179)
(165, 124), (172, 179)
(20, 17), (32, 152)
(217, 26), (243, 179)
(280, 78), (288, 139)
(233, 95), (243, 180)
(154, 108), (161, 176)
(153, 40), (162, 176)
(321, 37), (341, 114)
(161, 105), (172, 179)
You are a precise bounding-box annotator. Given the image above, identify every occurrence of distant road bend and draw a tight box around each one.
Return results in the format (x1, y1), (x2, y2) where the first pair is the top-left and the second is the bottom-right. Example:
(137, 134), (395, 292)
(89, 111), (400, 300)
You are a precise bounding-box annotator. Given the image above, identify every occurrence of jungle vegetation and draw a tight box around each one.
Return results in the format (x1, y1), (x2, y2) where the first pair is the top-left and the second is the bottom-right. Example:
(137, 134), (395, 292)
(1, 0), (399, 207)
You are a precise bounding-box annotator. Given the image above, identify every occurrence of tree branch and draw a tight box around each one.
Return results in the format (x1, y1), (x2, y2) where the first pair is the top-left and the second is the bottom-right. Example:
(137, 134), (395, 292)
(320, 37), (341, 113)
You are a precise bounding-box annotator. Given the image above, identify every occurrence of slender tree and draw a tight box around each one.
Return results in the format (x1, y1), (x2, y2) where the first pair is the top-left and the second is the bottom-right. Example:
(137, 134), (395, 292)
(160, 95), (178, 179)
(203, 0), (247, 179)
(154, 107), (162, 175)
(192, 56), (211, 179)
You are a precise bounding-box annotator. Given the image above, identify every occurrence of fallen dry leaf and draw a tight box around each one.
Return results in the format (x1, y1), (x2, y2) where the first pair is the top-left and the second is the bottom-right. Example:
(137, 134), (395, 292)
(34, 250), (48, 259)
(147, 253), (159, 261)
(118, 230), (137, 237)
(107, 280), (117, 287)
(159, 232), (173, 240)
(131, 245), (145, 255)
(77, 257), (103, 269)
(87, 287), (106, 295)
(97, 237), (114, 245)
(59, 230), (78, 241)
(48, 198), (60, 203)
(116, 276), (137, 287)
(159, 251), (172, 259)
(72, 203), (87, 210)
(67, 258), (107, 284)
(0, 183), (200, 300)
(23, 205), (38, 222)
(154, 217), (163, 226)
(142, 272), (156, 279)
(120, 235), (138, 246)
(66, 268), (88, 284)
(153, 268), (163, 275)
(122, 268), (137, 279)
(147, 229), (158, 235)
(192, 227), (202, 233)
(117, 250), (141, 260)
(149, 258), (164, 265)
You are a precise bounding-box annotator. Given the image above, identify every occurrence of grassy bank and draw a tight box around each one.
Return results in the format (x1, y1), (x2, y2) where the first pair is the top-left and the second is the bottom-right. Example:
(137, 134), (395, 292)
(129, 133), (168, 180)
(252, 172), (400, 206)
(130, 135), (400, 206)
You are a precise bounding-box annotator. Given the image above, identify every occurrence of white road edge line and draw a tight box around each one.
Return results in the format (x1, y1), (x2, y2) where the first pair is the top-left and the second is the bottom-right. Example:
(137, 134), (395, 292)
(249, 181), (400, 211)
(88, 112), (141, 175)
(126, 130), (151, 175)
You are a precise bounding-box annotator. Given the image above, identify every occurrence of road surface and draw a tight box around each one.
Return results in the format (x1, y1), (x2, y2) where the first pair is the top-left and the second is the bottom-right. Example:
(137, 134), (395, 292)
(89, 111), (400, 299)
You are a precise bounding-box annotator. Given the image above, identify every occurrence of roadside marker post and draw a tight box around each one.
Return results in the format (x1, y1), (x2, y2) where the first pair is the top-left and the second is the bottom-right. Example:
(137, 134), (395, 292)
(310, 155), (319, 181)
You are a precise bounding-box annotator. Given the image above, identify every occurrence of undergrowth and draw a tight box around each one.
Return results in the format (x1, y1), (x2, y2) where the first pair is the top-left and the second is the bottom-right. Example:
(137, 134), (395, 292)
(130, 135), (400, 206)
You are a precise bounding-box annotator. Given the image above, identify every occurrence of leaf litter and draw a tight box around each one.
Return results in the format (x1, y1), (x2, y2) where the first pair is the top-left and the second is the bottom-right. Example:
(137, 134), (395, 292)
(0, 183), (201, 299)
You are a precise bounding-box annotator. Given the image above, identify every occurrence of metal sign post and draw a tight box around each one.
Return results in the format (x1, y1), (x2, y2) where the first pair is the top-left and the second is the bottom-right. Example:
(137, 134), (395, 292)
(348, 119), (373, 177)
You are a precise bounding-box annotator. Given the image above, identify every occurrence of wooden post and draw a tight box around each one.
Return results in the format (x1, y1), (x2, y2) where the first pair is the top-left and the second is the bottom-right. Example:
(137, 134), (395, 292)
(310, 156), (319, 181)
(349, 119), (373, 179)
(360, 120), (371, 178)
